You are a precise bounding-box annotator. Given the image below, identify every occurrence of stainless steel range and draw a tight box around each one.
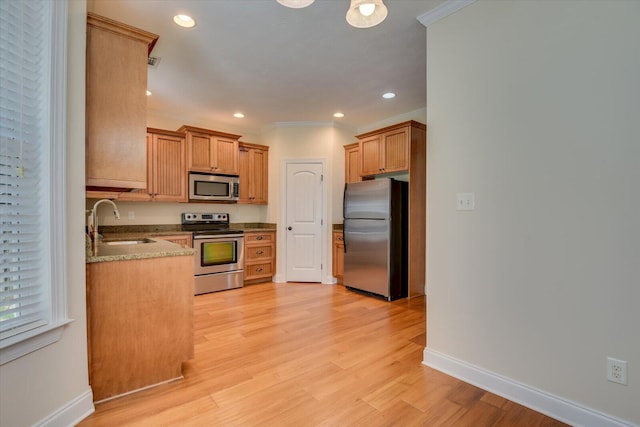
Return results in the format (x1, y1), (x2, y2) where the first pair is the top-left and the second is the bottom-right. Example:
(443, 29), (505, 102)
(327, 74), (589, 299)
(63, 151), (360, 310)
(181, 213), (244, 295)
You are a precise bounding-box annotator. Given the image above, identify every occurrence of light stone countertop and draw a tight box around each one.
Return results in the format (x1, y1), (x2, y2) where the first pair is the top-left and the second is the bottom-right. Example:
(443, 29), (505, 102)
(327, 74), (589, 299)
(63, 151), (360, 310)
(86, 237), (195, 263)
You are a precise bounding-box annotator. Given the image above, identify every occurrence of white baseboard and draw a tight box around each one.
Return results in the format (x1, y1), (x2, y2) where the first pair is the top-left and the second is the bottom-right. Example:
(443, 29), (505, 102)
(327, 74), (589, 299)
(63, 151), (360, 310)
(423, 348), (637, 427)
(35, 388), (94, 427)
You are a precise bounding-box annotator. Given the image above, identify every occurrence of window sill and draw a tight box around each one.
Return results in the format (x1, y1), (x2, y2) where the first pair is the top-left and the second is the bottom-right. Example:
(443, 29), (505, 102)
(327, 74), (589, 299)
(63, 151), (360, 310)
(0, 319), (73, 365)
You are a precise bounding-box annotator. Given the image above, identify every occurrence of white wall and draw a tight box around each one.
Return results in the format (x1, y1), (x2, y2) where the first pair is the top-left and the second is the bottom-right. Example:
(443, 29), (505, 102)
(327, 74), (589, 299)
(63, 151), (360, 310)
(425, 0), (639, 424)
(261, 123), (354, 283)
(0, 1), (94, 425)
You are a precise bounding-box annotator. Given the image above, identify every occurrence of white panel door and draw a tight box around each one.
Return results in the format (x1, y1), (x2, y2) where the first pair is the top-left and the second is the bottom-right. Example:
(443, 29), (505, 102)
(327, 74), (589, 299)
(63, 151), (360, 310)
(285, 162), (323, 282)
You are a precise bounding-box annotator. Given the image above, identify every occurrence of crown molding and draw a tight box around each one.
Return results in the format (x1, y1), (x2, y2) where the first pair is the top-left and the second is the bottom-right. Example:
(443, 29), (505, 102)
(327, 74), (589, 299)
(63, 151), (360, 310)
(417, 0), (477, 28)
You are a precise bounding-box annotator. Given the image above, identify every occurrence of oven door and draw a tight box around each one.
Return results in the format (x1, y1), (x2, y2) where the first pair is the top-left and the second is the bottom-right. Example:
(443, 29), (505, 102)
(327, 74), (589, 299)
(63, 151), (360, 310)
(194, 235), (244, 275)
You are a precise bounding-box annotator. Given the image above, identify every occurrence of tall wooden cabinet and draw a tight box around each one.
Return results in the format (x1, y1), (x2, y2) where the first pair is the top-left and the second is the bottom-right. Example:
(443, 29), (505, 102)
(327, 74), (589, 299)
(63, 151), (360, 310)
(179, 125), (240, 175)
(354, 120), (427, 298)
(86, 13), (158, 190)
(239, 142), (269, 204)
(344, 143), (361, 184)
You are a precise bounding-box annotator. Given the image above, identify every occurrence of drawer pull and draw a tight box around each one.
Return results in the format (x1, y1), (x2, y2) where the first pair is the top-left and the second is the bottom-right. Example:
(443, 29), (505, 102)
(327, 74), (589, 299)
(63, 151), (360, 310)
(256, 235), (263, 240)
(256, 250), (264, 255)
(255, 267), (263, 272)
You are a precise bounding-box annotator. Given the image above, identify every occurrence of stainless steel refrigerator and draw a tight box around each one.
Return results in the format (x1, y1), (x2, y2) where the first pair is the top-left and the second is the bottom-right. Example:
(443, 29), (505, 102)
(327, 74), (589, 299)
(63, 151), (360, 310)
(343, 178), (408, 301)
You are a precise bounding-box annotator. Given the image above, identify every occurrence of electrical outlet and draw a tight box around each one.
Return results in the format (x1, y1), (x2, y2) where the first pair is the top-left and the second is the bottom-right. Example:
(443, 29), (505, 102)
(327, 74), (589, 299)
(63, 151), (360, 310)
(607, 357), (628, 385)
(128, 211), (135, 220)
(456, 193), (475, 211)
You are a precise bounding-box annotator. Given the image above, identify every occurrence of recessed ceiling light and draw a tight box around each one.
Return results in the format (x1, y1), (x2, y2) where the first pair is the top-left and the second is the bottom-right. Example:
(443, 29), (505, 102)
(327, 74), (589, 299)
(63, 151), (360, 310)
(173, 14), (196, 28)
(333, 112), (345, 118)
(382, 92), (396, 99)
(233, 112), (245, 118)
(146, 90), (152, 96)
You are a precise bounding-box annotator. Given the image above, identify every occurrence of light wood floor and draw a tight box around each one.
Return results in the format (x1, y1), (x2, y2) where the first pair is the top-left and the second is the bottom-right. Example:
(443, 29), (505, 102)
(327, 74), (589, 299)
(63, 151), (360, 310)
(78, 282), (567, 426)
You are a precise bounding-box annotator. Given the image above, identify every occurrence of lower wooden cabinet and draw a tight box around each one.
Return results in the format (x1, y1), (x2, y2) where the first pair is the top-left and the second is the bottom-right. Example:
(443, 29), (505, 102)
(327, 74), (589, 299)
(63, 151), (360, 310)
(244, 230), (276, 283)
(156, 234), (193, 248)
(332, 231), (344, 283)
(86, 255), (194, 402)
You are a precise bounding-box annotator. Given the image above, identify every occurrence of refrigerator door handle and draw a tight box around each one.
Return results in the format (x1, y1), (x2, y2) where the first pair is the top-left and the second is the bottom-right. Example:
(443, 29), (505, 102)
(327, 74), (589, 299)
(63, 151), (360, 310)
(343, 183), (348, 253)
(343, 222), (347, 253)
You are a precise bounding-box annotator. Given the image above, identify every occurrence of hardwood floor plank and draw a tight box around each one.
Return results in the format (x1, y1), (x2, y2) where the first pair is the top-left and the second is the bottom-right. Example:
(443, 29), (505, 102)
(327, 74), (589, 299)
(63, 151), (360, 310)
(78, 282), (567, 426)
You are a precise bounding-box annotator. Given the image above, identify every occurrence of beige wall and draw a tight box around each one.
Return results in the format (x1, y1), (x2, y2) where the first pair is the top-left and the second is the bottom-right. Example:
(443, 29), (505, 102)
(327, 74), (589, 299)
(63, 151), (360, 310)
(425, 0), (639, 424)
(0, 1), (93, 425)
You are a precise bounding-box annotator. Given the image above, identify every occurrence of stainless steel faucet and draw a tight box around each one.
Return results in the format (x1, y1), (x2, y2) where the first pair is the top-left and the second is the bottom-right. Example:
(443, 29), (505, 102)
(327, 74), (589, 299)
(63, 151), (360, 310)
(89, 199), (120, 252)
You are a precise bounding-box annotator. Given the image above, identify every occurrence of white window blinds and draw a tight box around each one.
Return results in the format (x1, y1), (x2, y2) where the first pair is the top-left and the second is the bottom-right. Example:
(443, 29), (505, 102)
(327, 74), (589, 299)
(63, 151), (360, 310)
(0, 1), (52, 341)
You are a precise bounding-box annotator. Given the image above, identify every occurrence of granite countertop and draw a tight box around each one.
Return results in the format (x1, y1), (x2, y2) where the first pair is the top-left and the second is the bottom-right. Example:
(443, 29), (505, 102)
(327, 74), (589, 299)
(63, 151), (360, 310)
(87, 237), (195, 264)
(229, 223), (277, 233)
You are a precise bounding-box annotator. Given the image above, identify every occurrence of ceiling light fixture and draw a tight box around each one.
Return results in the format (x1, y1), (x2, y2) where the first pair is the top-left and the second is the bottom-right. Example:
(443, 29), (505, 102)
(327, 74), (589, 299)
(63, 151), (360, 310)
(333, 112), (345, 118)
(233, 112), (245, 118)
(276, 0), (315, 8)
(346, 0), (387, 28)
(382, 92), (396, 99)
(173, 14), (196, 28)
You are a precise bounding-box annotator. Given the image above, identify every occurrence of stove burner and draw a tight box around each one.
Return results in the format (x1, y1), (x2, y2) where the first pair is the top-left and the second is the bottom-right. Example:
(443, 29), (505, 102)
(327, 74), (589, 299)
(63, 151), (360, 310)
(181, 212), (243, 236)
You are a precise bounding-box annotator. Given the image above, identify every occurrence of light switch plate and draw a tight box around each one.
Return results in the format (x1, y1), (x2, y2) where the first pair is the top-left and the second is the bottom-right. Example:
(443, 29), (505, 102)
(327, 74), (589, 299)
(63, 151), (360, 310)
(456, 193), (475, 211)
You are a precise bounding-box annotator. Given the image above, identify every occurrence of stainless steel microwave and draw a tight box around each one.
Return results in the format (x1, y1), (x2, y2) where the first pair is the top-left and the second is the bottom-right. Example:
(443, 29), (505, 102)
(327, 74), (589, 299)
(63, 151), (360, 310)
(189, 172), (239, 202)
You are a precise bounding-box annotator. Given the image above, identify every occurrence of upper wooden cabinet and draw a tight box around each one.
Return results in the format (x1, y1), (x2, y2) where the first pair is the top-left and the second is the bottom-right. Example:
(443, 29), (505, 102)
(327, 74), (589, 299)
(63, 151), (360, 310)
(85, 13), (158, 190)
(118, 128), (187, 203)
(344, 143), (362, 184)
(179, 125), (240, 175)
(239, 142), (269, 205)
(358, 121), (425, 177)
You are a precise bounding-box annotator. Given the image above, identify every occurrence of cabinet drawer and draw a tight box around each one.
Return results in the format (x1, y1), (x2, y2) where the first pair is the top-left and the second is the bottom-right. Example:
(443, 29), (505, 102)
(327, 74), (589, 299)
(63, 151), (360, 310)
(245, 244), (274, 261)
(245, 262), (273, 280)
(245, 232), (275, 243)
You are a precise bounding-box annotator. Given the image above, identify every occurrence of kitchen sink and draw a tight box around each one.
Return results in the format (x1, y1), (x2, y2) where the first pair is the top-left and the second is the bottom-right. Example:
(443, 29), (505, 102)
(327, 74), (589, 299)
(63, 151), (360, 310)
(102, 238), (155, 246)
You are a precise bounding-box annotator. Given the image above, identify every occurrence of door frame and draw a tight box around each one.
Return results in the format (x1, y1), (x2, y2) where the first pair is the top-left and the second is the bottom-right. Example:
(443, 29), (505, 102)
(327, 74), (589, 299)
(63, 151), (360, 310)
(274, 158), (330, 284)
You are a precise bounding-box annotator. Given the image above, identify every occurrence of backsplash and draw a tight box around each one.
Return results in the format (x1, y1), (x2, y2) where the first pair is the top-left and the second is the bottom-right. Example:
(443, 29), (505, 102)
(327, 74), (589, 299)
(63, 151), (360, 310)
(86, 200), (268, 227)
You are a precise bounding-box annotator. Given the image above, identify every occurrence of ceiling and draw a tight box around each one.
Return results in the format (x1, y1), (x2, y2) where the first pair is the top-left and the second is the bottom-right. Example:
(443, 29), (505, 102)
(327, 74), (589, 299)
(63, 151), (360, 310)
(90, 0), (445, 133)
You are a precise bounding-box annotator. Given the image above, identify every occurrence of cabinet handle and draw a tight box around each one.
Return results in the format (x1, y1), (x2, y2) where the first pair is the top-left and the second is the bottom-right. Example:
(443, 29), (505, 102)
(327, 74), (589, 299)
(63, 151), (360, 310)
(255, 267), (263, 272)
(256, 235), (263, 240)
(256, 250), (264, 255)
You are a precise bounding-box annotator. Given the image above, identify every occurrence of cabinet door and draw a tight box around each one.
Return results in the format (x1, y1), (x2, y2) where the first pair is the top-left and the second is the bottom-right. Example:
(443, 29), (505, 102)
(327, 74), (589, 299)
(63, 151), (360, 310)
(213, 137), (239, 175)
(86, 17), (155, 189)
(151, 133), (187, 202)
(238, 146), (251, 203)
(382, 126), (409, 173)
(250, 148), (268, 204)
(332, 232), (344, 282)
(158, 234), (192, 248)
(344, 143), (361, 183)
(188, 132), (213, 172)
(360, 135), (383, 176)
(239, 144), (269, 205)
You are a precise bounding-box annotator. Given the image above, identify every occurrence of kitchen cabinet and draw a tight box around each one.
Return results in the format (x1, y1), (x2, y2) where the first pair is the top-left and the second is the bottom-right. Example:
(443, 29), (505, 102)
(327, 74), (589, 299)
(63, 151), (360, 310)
(332, 231), (344, 283)
(118, 128), (187, 203)
(85, 13), (158, 190)
(344, 143), (362, 184)
(179, 125), (240, 175)
(358, 122), (423, 177)
(156, 234), (193, 248)
(356, 120), (427, 298)
(86, 254), (194, 402)
(244, 230), (276, 283)
(239, 142), (269, 204)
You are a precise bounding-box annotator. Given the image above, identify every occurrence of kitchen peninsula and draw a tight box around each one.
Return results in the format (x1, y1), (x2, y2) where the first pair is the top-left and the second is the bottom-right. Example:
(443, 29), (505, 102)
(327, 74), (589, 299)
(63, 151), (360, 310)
(86, 238), (195, 402)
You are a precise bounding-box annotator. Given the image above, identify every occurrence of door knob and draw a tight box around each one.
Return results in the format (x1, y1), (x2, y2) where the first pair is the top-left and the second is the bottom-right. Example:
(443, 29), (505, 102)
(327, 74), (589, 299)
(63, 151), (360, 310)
(287, 227), (292, 231)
